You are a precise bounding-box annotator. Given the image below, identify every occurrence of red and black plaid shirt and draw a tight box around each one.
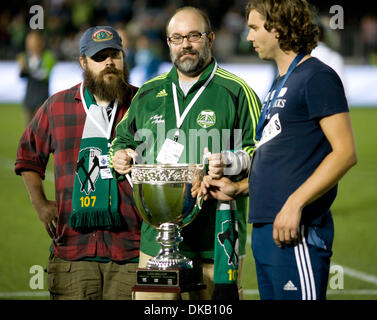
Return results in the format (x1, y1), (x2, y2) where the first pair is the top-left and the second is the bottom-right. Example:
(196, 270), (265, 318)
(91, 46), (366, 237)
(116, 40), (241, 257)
(15, 83), (143, 261)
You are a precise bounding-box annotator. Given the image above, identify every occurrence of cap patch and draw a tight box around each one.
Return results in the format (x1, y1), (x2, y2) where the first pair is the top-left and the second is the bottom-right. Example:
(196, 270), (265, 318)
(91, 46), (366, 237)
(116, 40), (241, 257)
(92, 29), (113, 42)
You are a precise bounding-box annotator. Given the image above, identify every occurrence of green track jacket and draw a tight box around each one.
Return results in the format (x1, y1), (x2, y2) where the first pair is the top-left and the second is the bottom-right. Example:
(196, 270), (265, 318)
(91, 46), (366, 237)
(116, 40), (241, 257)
(110, 59), (261, 259)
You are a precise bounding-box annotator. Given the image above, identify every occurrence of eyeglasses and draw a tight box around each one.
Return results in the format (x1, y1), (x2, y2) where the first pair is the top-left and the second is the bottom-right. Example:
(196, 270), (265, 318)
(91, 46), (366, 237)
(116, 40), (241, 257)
(91, 50), (121, 62)
(167, 32), (209, 45)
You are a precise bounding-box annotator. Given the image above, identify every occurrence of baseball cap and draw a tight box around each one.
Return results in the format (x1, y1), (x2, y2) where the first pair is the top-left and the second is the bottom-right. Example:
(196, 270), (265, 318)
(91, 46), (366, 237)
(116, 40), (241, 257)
(79, 26), (123, 58)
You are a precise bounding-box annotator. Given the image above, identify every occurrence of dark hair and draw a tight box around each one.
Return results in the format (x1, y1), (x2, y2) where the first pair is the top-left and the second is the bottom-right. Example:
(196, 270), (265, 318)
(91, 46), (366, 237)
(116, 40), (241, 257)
(246, 0), (319, 54)
(166, 6), (212, 36)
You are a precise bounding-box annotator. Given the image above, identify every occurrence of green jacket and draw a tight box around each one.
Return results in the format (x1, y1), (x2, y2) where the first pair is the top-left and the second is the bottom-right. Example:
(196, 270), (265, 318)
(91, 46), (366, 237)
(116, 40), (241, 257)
(110, 59), (261, 259)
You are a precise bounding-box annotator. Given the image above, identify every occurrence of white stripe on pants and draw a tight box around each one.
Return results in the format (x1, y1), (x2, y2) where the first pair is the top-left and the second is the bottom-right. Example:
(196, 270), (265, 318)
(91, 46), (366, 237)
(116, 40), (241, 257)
(294, 225), (317, 300)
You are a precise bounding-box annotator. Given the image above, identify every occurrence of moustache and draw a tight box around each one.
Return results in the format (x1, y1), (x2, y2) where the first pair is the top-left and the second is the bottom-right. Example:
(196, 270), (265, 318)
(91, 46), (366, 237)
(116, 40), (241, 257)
(100, 67), (122, 77)
(178, 49), (198, 59)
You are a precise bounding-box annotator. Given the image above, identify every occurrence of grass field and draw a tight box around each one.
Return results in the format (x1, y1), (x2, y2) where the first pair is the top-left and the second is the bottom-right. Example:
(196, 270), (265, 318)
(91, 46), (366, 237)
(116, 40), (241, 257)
(0, 104), (376, 300)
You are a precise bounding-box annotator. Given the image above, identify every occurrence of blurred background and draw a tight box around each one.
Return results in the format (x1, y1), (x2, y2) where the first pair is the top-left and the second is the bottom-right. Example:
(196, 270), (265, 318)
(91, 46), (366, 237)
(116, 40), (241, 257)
(1, 0), (376, 63)
(0, 0), (377, 104)
(0, 0), (376, 300)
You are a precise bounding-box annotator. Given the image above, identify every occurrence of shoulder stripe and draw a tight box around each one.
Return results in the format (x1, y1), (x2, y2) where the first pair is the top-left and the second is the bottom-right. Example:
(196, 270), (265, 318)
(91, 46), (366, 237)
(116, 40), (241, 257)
(144, 72), (169, 85)
(115, 73), (169, 141)
(216, 68), (260, 113)
(215, 68), (261, 153)
(121, 108), (130, 122)
(216, 68), (261, 119)
(131, 72), (168, 101)
(216, 68), (260, 121)
(114, 112), (127, 137)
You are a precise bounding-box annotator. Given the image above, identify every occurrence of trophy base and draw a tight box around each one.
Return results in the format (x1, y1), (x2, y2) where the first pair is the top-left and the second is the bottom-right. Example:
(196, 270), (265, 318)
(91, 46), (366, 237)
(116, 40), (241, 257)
(146, 256), (193, 270)
(133, 267), (206, 294)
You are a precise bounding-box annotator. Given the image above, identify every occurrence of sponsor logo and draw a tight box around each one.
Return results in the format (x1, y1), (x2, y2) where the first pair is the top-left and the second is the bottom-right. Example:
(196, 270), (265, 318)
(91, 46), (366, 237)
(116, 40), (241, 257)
(150, 114), (165, 124)
(156, 89), (168, 98)
(283, 280), (298, 291)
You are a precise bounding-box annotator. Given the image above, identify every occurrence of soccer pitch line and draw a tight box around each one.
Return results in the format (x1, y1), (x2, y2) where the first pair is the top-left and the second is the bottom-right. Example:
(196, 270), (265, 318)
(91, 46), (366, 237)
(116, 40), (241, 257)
(243, 289), (377, 296)
(1, 289), (377, 298)
(0, 291), (49, 298)
(340, 265), (377, 286)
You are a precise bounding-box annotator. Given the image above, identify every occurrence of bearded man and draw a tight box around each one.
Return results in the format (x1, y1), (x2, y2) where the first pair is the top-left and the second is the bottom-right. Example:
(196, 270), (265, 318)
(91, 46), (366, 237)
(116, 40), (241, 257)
(15, 26), (142, 300)
(110, 7), (261, 300)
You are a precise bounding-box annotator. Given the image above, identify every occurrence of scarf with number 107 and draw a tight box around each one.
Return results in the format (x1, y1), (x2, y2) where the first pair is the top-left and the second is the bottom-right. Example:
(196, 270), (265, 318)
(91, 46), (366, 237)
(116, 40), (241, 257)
(69, 88), (121, 233)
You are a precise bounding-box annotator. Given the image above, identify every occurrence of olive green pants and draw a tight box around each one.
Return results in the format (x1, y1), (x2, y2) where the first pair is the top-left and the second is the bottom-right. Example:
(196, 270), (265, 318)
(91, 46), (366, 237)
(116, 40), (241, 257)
(47, 256), (137, 300)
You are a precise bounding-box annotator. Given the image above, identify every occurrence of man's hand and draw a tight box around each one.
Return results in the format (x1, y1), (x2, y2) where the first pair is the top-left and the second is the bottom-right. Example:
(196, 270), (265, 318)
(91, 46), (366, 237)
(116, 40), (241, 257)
(112, 148), (138, 175)
(191, 177), (202, 199)
(21, 171), (59, 239)
(201, 176), (239, 201)
(272, 197), (302, 248)
(34, 200), (58, 239)
(204, 147), (226, 180)
(191, 176), (249, 201)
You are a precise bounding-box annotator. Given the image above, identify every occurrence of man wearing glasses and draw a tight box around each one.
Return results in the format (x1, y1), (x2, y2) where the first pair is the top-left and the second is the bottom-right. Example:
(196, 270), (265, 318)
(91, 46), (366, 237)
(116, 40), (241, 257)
(111, 7), (261, 300)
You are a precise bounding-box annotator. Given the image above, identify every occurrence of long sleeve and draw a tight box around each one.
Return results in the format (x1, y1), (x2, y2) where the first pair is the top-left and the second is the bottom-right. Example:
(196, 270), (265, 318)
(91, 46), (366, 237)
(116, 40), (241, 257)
(15, 100), (52, 179)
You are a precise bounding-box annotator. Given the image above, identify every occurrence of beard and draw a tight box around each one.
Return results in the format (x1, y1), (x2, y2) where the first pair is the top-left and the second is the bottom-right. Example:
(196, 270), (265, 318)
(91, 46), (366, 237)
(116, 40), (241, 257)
(171, 42), (211, 77)
(83, 62), (129, 103)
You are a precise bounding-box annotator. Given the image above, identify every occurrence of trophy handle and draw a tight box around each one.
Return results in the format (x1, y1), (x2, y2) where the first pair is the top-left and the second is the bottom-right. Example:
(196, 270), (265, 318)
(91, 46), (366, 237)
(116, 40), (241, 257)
(181, 192), (204, 227)
(126, 151), (136, 188)
(196, 194), (204, 210)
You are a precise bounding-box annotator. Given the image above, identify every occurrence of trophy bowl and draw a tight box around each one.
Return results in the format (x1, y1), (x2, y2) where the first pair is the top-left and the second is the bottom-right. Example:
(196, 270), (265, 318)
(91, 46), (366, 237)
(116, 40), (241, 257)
(131, 163), (205, 270)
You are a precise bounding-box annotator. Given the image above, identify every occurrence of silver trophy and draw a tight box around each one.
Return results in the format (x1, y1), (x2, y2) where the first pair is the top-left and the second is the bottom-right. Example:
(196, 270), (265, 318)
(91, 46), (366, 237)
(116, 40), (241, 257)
(131, 163), (205, 271)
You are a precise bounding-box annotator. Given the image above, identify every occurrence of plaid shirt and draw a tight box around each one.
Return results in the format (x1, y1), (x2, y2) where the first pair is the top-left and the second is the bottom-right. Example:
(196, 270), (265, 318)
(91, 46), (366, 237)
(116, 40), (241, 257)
(15, 83), (143, 261)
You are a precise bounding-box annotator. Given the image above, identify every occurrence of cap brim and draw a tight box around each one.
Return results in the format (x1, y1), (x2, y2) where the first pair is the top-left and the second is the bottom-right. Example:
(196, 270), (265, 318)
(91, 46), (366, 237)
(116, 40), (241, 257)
(85, 43), (123, 58)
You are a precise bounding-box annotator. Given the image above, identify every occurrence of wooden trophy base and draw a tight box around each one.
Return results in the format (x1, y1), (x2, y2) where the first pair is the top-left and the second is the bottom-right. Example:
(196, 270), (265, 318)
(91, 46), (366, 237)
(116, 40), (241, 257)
(132, 267), (206, 294)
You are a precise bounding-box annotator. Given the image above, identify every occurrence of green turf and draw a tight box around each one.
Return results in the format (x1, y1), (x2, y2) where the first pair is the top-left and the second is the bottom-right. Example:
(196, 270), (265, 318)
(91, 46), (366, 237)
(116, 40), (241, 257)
(325, 108), (377, 299)
(0, 104), (53, 298)
(0, 104), (376, 300)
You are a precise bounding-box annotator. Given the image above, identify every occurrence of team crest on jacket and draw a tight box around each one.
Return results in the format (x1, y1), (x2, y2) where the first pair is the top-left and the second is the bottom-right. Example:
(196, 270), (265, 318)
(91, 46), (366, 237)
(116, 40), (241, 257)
(75, 147), (101, 195)
(196, 110), (216, 128)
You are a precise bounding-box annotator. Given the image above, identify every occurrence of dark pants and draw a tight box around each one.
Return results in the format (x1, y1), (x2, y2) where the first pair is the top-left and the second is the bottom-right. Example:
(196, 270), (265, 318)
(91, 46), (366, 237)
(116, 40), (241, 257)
(251, 213), (334, 300)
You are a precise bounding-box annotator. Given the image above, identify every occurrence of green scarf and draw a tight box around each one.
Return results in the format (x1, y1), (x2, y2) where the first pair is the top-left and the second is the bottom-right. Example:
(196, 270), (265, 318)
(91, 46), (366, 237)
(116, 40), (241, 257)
(213, 200), (240, 300)
(69, 87), (121, 233)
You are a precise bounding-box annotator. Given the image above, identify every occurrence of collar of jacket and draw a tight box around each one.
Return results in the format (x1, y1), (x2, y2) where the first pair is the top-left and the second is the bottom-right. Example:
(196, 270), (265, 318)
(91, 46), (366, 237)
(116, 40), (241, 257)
(167, 58), (216, 94)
